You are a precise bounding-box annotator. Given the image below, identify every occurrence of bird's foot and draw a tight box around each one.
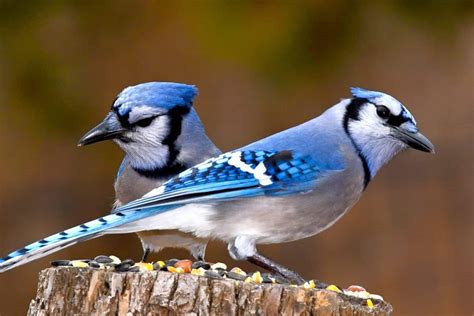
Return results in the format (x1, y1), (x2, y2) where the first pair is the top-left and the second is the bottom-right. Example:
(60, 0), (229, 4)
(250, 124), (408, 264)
(248, 253), (306, 285)
(140, 248), (150, 263)
(275, 268), (306, 285)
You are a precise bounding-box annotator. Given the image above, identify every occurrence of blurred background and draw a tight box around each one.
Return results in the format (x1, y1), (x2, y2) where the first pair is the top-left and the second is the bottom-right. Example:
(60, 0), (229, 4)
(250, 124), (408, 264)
(0, 1), (472, 314)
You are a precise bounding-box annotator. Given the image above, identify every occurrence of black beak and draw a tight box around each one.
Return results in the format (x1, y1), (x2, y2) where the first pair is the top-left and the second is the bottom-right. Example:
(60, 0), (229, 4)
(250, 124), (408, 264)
(78, 112), (126, 146)
(393, 127), (435, 153)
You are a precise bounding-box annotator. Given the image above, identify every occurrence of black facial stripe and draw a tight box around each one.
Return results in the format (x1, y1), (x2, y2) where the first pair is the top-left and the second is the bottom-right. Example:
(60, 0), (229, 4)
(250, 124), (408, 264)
(162, 106), (191, 166)
(113, 105), (131, 128)
(131, 105), (191, 178)
(386, 113), (409, 127)
(343, 98), (371, 188)
(133, 162), (188, 179)
(371, 102), (410, 127)
(116, 135), (132, 143)
(346, 98), (410, 128)
(134, 116), (156, 128)
(111, 97), (119, 110)
(343, 98), (368, 126)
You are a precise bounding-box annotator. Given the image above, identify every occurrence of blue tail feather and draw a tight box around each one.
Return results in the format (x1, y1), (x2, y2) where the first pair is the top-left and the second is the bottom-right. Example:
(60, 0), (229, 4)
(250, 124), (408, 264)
(0, 205), (175, 272)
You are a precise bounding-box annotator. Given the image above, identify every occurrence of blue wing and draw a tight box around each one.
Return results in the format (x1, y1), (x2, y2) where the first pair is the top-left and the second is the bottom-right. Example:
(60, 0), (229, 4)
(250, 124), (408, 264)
(0, 150), (330, 273)
(117, 150), (326, 212)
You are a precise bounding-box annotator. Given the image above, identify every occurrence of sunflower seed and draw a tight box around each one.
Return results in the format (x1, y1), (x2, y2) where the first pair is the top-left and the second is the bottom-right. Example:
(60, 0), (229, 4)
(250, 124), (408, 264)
(88, 261), (101, 268)
(94, 255), (113, 264)
(204, 270), (222, 279)
(191, 261), (211, 270)
(165, 258), (179, 266)
(114, 262), (132, 272)
(226, 271), (247, 281)
(51, 260), (71, 267)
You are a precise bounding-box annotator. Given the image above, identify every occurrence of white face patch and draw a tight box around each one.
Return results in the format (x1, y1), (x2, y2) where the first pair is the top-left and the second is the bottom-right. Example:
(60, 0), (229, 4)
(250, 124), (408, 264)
(370, 93), (416, 125)
(346, 88), (421, 178)
(350, 88), (415, 125)
(371, 94), (404, 116)
(128, 105), (164, 124)
(356, 105), (392, 137)
(347, 101), (409, 177)
(115, 115), (172, 170)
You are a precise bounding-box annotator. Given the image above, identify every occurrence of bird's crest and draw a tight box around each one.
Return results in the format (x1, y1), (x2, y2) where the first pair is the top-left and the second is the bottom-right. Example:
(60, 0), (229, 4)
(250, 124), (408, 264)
(350, 87), (385, 100)
(114, 82), (198, 116)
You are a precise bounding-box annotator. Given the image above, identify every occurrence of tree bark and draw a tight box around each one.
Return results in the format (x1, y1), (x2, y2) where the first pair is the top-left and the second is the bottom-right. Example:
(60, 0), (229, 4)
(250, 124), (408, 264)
(28, 267), (392, 315)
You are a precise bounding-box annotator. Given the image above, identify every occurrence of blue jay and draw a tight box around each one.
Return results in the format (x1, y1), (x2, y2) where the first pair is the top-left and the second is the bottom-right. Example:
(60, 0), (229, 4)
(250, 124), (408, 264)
(0, 88), (434, 284)
(77, 82), (221, 261)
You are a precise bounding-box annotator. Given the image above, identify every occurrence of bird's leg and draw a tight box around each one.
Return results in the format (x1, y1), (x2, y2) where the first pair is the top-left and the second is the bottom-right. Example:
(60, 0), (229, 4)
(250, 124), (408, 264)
(248, 253), (306, 285)
(228, 236), (306, 285)
(141, 248), (150, 262)
(190, 243), (207, 262)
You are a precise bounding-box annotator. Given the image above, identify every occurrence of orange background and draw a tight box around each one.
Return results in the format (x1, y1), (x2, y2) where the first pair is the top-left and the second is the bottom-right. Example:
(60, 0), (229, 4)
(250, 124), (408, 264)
(0, 2), (472, 315)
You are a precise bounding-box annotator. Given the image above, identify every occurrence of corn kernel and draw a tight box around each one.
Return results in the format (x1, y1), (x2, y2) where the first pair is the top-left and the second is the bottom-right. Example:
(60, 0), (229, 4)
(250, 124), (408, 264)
(71, 261), (88, 268)
(326, 285), (342, 293)
(251, 271), (263, 283)
(191, 268), (205, 276)
(135, 262), (153, 271)
(167, 266), (184, 273)
(367, 299), (374, 308)
(303, 280), (316, 289)
(156, 261), (165, 269)
(230, 267), (246, 276)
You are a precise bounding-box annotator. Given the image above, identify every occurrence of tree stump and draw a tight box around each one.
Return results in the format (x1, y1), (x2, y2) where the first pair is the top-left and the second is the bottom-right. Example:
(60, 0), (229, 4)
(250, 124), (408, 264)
(28, 267), (393, 315)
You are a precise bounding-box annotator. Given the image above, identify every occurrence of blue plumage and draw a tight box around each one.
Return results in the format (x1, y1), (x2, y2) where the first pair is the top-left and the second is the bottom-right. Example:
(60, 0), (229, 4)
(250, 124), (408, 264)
(165, 151), (276, 191)
(0, 149), (321, 271)
(77, 81), (221, 262)
(350, 87), (384, 100)
(114, 82), (197, 117)
(0, 87), (434, 283)
(0, 205), (177, 271)
(116, 156), (128, 178)
(119, 150), (321, 211)
(351, 87), (417, 127)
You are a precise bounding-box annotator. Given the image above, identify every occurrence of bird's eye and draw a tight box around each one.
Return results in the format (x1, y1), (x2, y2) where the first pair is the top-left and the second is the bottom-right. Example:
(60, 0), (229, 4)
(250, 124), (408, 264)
(135, 116), (155, 128)
(376, 106), (390, 119)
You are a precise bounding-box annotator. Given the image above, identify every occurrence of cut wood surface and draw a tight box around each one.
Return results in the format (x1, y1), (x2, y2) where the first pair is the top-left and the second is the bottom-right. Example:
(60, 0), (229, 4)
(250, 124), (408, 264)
(28, 267), (393, 315)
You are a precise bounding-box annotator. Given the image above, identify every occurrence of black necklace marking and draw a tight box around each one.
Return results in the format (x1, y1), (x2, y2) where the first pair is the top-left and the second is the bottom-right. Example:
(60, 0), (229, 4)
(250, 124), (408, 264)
(132, 105), (191, 179)
(162, 106), (191, 166)
(134, 162), (188, 179)
(343, 98), (371, 189)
